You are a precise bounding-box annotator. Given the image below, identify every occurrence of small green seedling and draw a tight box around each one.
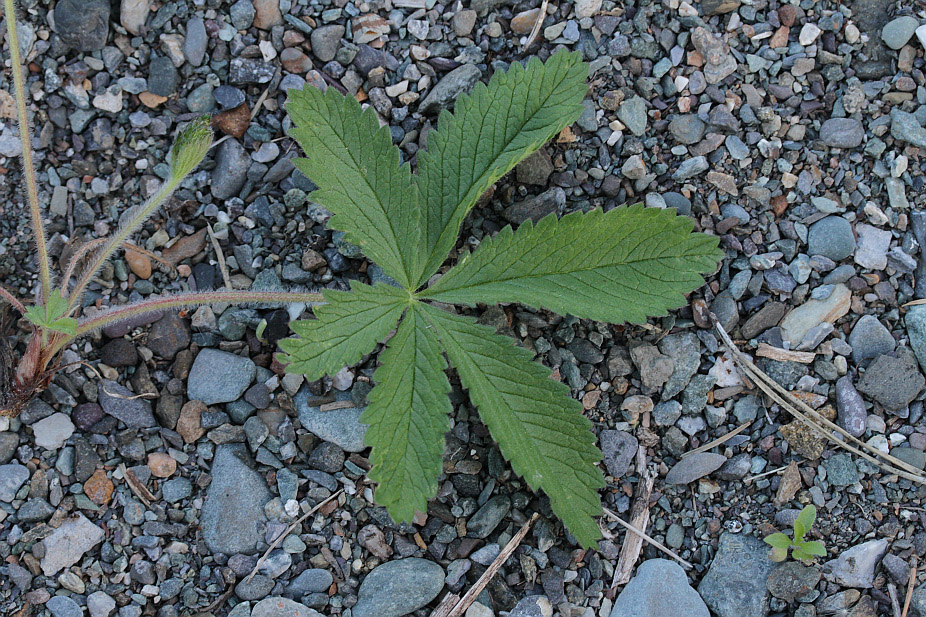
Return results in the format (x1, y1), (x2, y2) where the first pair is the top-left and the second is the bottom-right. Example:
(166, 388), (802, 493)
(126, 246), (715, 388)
(765, 505), (827, 563)
(280, 50), (723, 546)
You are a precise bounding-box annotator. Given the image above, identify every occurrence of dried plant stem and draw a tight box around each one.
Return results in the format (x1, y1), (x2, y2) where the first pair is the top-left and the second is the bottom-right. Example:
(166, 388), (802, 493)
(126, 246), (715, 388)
(902, 557), (918, 617)
(246, 489), (343, 583)
(62, 238), (172, 288)
(603, 506), (693, 571)
(71, 290), (325, 338)
(0, 286), (25, 313)
(68, 177), (182, 310)
(4, 0), (51, 301)
(682, 420), (751, 458)
(611, 448), (657, 588)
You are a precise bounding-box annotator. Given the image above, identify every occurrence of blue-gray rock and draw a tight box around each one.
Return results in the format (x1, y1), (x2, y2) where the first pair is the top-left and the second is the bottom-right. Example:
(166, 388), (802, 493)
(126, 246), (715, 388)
(618, 96), (647, 136)
(55, 0), (110, 51)
(665, 452), (726, 484)
(823, 539), (888, 587)
(294, 387), (367, 452)
(47, 596), (82, 617)
(0, 464), (29, 502)
(162, 477), (192, 503)
(202, 444), (271, 555)
(698, 533), (776, 617)
(0, 432), (18, 464)
(659, 332), (700, 400)
(352, 558), (445, 617)
(148, 56), (179, 97)
(836, 376), (867, 437)
(808, 216), (855, 261)
(672, 156), (709, 180)
(311, 25), (345, 63)
(881, 16), (920, 49)
(848, 315), (895, 363)
(236, 574), (275, 601)
(716, 453), (751, 480)
(668, 115), (706, 144)
(907, 306), (926, 373)
(211, 138), (251, 200)
(419, 64), (482, 115)
(856, 352), (925, 411)
(188, 348), (256, 405)
(825, 452), (858, 486)
(891, 110), (926, 148)
(230, 0), (256, 29)
(610, 559), (709, 617)
(252, 598), (319, 617)
(184, 17), (208, 66)
(467, 495), (510, 539)
(600, 430), (638, 477)
(286, 569), (333, 598)
(214, 85), (246, 110)
(510, 596), (553, 617)
(17, 498), (55, 522)
(892, 448), (926, 470)
(98, 380), (156, 428)
(819, 118), (864, 149)
(766, 562), (822, 602)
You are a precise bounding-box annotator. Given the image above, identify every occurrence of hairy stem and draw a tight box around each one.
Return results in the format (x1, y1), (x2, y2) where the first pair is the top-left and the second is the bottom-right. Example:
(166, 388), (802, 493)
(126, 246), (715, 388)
(67, 177), (181, 310)
(71, 290), (325, 338)
(4, 0), (52, 302)
(0, 285), (25, 313)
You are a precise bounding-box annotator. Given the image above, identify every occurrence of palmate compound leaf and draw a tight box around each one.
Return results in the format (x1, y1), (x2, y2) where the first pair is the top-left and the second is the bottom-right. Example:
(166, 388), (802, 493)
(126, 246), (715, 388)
(422, 205), (723, 324)
(361, 304), (452, 522)
(286, 85), (419, 288)
(419, 303), (605, 548)
(277, 282), (409, 380)
(413, 49), (589, 287)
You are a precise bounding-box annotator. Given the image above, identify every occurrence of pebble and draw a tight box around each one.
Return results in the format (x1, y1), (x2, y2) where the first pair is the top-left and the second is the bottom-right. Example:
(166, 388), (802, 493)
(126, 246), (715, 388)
(890, 110), (926, 148)
(419, 64), (482, 115)
(665, 452), (726, 484)
(188, 348), (256, 405)
(467, 495), (511, 538)
(819, 118), (864, 149)
(807, 216), (855, 261)
(854, 224), (891, 270)
(610, 559), (709, 617)
(881, 16), (920, 50)
(147, 311), (191, 359)
(825, 452), (859, 486)
(253, 0), (284, 30)
(286, 569), (333, 597)
(0, 463), (29, 501)
(509, 596), (554, 617)
(47, 596), (82, 617)
(32, 413), (75, 450)
(779, 284), (851, 346)
(600, 430), (638, 477)
(617, 96), (647, 136)
(352, 558), (445, 617)
(311, 25), (345, 63)
(907, 306), (926, 373)
(41, 513), (105, 575)
(211, 138), (251, 199)
(147, 56), (179, 97)
(295, 388), (367, 451)
(87, 591), (116, 617)
(856, 352), (925, 411)
(823, 539), (888, 587)
(55, 0), (110, 51)
(697, 533), (775, 617)
(201, 444), (271, 555)
(848, 315), (895, 362)
(836, 376), (867, 437)
(252, 597), (319, 617)
(98, 380), (156, 427)
(184, 17), (208, 66)
(120, 0), (151, 35)
(669, 115), (706, 144)
(767, 562), (822, 602)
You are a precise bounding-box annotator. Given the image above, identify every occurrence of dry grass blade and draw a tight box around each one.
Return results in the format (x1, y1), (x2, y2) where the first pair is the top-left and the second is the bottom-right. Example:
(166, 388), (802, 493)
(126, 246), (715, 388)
(713, 318), (926, 484)
(522, 0), (548, 50)
(612, 447), (656, 587)
(603, 506), (693, 571)
(119, 463), (155, 505)
(430, 513), (539, 617)
(206, 223), (233, 290)
(682, 420), (751, 458)
(902, 557), (918, 617)
(246, 489), (343, 582)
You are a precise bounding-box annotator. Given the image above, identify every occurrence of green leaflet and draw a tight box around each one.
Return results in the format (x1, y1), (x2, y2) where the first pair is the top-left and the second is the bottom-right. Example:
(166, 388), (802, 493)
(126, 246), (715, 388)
(278, 282), (408, 380)
(413, 50), (588, 287)
(24, 289), (77, 336)
(361, 304), (452, 523)
(420, 303), (604, 547)
(423, 206), (723, 324)
(286, 86), (419, 288)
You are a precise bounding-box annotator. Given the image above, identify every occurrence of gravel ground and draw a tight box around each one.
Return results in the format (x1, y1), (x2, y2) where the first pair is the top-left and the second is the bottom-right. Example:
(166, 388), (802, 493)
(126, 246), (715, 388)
(2, 0), (926, 616)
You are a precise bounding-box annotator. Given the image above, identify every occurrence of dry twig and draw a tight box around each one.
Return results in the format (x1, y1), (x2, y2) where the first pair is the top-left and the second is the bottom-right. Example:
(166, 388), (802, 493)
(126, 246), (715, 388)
(246, 489), (343, 583)
(902, 557), (918, 617)
(119, 463), (155, 506)
(612, 447), (655, 587)
(430, 513), (539, 617)
(683, 421), (751, 457)
(522, 0), (548, 50)
(603, 505), (693, 573)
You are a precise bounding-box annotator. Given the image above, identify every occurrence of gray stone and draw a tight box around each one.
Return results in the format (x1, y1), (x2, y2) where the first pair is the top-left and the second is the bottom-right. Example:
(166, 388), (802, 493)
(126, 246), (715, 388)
(618, 96), (647, 136)
(211, 138), (251, 199)
(881, 16), (920, 49)
(148, 56), (179, 97)
(808, 216), (855, 261)
(767, 562), (822, 602)
(47, 596), (82, 617)
(33, 412), (75, 449)
(184, 17), (208, 66)
(41, 512), (105, 575)
(823, 539), (888, 587)
(55, 0), (110, 51)
(510, 596), (553, 617)
(610, 559), (709, 617)
(907, 306), (926, 373)
(911, 582), (926, 617)
(162, 477), (192, 503)
(698, 533), (775, 617)
(600, 430), (638, 477)
(716, 453), (751, 480)
(294, 387), (367, 452)
(236, 574), (275, 601)
(0, 432), (18, 464)
(352, 558), (445, 617)
(857, 352), (925, 411)
(311, 25), (345, 63)
(147, 311), (191, 359)
(17, 498), (55, 522)
(668, 115), (706, 144)
(891, 110), (926, 148)
(836, 376), (867, 437)
(419, 64), (482, 115)
(87, 591), (116, 617)
(855, 223), (891, 270)
(819, 118), (864, 148)
(848, 315), (895, 362)
(659, 332), (700, 400)
(467, 495), (510, 539)
(230, 0), (256, 29)
(0, 463), (29, 502)
(665, 453), (726, 484)
(202, 444), (271, 555)
(286, 569), (333, 598)
(98, 381), (156, 428)
(825, 452), (858, 486)
(892, 448), (926, 470)
(672, 156), (709, 180)
(252, 597), (319, 617)
(188, 348), (256, 405)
